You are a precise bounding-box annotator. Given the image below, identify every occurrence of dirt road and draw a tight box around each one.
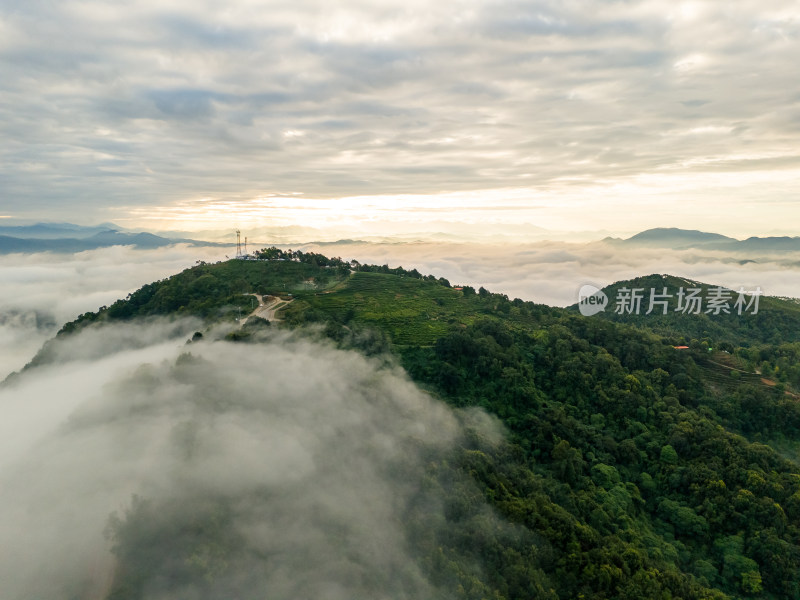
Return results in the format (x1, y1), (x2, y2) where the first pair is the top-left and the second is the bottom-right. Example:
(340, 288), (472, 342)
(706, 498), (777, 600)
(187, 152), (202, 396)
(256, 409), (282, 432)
(241, 294), (292, 323)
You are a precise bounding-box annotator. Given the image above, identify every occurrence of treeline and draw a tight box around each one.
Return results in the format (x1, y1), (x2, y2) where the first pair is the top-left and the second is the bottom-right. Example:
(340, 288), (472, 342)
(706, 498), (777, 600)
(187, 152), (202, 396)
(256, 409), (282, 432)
(256, 246), (452, 286)
(254, 246), (350, 273)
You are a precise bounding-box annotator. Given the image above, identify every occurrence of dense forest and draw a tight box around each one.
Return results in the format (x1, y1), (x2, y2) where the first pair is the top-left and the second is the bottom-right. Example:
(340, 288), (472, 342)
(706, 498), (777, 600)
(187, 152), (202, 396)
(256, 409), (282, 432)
(26, 250), (800, 599)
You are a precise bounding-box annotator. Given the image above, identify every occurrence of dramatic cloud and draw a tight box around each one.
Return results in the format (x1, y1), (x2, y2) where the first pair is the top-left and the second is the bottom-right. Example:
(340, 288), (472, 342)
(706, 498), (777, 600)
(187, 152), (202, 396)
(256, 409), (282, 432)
(0, 322), (506, 599)
(1, 0), (798, 234)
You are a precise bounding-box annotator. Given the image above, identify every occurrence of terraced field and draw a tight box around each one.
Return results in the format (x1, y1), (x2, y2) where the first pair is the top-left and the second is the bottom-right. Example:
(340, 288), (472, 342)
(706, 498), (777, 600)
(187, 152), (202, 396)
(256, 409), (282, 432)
(285, 272), (489, 345)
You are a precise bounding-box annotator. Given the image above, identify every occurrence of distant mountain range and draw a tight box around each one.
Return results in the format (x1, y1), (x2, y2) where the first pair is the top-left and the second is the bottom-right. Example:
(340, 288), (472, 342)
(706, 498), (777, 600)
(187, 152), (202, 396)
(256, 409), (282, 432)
(0, 222), (124, 239)
(606, 227), (800, 253)
(2, 223), (798, 255)
(0, 223), (226, 253)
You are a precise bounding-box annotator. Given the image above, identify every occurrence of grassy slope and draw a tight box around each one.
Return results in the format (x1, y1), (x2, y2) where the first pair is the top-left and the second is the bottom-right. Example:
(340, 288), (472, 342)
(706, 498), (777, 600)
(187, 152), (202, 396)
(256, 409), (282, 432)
(287, 271), (495, 345)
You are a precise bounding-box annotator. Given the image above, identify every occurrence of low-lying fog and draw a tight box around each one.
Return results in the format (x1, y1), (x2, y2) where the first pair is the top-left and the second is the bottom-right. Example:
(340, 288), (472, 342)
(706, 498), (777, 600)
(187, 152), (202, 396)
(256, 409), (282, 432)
(0, 321), (507, 599)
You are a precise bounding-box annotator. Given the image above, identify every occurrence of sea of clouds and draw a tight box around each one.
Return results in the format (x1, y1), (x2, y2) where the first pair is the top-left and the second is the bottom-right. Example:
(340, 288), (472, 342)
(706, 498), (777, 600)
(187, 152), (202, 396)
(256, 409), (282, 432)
(0, 244), (226, 380)
(294, 239), (800, 307)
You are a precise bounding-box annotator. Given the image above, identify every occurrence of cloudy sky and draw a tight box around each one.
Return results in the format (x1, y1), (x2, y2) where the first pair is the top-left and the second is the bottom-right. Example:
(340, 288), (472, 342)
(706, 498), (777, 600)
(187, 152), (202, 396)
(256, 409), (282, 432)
(1, 0), (798, 237)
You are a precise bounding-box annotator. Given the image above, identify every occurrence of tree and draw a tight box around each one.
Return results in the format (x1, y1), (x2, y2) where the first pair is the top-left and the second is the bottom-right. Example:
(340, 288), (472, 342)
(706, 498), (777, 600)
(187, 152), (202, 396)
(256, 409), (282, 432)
(660, 444), (679, 465)
(552, 439), (584, 485)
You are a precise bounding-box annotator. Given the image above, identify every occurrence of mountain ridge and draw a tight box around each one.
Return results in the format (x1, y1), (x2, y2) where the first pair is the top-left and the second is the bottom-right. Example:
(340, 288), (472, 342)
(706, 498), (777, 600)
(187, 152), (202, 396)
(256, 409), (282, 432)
(0, 227), (227, 253)
(608, 227), (800, 253)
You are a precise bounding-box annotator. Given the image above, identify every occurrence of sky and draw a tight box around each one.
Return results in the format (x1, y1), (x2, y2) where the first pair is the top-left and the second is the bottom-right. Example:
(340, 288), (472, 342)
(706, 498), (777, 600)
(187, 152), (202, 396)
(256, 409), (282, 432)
(1, 0), (799, 238)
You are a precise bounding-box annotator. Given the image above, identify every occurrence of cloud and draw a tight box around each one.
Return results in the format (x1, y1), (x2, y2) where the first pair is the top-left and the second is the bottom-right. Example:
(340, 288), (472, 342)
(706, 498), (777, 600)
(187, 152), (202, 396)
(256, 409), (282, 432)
(1, 0), (798, 233)
(290, 239), (800, 306)
(0, 244), (226, 379)
(0, 321), (505, 599)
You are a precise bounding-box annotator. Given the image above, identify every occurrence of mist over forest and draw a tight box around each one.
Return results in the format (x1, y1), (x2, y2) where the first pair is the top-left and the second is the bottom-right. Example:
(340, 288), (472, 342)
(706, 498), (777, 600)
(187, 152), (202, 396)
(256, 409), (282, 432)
(0, 319), (515, 599)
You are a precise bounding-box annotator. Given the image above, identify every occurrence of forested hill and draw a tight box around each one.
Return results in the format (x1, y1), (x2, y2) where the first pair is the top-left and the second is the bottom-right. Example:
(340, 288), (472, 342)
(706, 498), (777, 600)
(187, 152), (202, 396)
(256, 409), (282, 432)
(21, 250), (800, 599)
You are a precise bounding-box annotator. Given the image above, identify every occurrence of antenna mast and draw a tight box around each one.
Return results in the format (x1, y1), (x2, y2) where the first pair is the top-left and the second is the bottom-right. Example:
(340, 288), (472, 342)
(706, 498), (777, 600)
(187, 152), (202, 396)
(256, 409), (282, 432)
(235, 229), (242, 258)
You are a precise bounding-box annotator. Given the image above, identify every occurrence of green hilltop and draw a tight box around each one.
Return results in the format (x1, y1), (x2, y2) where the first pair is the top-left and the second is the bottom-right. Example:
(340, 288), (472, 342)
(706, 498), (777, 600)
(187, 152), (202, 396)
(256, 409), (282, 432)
(23, 249), (800, 600)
